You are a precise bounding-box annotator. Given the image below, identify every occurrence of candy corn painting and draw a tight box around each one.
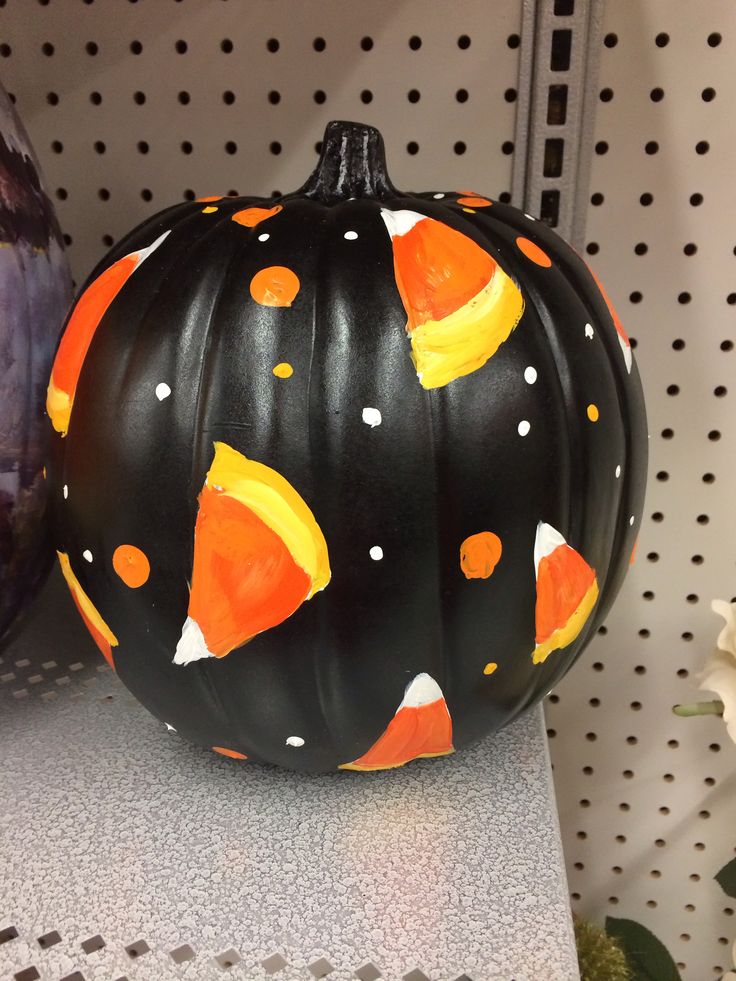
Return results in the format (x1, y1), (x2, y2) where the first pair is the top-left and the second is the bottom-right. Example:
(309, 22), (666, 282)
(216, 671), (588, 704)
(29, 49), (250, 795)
(47, 122), (647, 773)
(46, 230), (170, 436)
(532, 523), (599, 665)
(174, 442), (330, 665)
(340, 674), (454, 771)
(381, 209), (524, 389)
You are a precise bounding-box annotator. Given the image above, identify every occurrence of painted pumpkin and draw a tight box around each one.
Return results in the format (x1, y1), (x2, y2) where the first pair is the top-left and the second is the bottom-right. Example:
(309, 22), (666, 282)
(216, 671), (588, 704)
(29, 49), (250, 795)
(48, 121), (647, 773)
(0, 85), (72, 645)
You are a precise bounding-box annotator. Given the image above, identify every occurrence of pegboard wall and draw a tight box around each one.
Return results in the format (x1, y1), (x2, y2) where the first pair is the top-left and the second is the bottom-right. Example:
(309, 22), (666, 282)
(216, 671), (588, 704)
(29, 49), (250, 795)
(546, 1), (736, 979)
(0, 0), (521, 285)
(0, 1), (734, 979)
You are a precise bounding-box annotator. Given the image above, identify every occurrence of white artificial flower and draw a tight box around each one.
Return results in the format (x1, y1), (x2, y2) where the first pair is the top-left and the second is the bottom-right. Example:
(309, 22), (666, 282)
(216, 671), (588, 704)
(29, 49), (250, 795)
(699, 600), (736, 744)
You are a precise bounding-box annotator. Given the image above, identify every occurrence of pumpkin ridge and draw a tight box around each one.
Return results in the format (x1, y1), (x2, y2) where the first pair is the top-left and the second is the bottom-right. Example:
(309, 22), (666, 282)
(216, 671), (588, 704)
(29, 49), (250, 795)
(473, 207), (645, 686)
(503, 212), (645, 640)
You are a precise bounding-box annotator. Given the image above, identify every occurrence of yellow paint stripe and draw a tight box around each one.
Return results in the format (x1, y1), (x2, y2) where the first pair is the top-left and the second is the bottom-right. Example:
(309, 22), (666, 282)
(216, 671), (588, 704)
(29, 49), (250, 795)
(532, 578), (599, 665)
(410, 266), (524, 389)
(57, 550), (118, 647)
(339, 749), (455, 772)
(46, 378), (72, 437)
(206, 441), (330, 597)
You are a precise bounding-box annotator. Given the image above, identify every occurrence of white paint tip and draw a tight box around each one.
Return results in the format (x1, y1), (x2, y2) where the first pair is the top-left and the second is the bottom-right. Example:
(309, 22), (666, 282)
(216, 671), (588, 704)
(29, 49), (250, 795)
(82, 549), (93, 563)
(362, 407), (382, 427)
(629, 515), (635, 526)
(344, 230), (358, 240)
(135, 229), (171, 265)
(165, 723), (177, 732)
(155, 382), (171, 401)
(518, 420), (531, 436)
(618, 333), (633, 372)
(524, 366), (537, 385)
(585, 323), (595, 339)
(286, 735), (305, 747)
(63, 484), (68, 499)
(380, 208), (426, 238)
(615, 465), (622, 478)
(258, 232), (270, 242)
(173, 616), (214, 665)
(534, 522), (567, 575)
(433, 193), (445, 199)
(401, 673), (443, 709)
(369, 545), (383, 561)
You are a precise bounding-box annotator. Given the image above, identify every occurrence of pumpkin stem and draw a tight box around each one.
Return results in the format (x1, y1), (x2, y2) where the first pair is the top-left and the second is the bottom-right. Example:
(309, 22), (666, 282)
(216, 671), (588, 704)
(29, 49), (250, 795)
(297, 120), (399, 203)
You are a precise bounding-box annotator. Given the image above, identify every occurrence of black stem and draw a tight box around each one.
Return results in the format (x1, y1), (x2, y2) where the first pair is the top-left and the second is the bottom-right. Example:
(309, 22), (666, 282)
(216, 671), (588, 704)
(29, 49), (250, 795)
(296, 120), (399, 203)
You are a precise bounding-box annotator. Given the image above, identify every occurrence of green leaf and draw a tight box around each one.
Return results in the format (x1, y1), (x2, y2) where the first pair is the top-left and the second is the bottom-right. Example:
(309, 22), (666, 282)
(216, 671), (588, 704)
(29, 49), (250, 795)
(716, 857), (736, 898)
(605, 917), (682, 981)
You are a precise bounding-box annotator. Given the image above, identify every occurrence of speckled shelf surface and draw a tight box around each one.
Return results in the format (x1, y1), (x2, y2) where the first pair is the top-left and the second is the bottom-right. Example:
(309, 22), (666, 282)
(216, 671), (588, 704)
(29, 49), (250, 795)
(0, 575), (579, 981)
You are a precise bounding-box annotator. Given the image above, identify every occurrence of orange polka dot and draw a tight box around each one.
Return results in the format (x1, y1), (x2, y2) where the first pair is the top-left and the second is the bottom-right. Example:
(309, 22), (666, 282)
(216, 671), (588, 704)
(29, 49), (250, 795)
(250, 266), (300, 307)
(112, 544), (151, 588)
(196, 195), (223, 203)
(457, 196), (493, 207)
(202, 206), (218, 214)
(272, 362), (293, 378)
(213, 746), (248, 760)
(587, 403), (600, 422)
(460, 531), (503, 579)
(484, 662), (498, 676)
(516, 237), (552, 267)
(232, 205), (283, 228)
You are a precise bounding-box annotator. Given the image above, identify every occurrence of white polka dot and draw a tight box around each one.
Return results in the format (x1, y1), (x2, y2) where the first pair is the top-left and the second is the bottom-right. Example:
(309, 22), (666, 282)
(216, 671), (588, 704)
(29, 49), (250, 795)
(615, 465), (621, 478)
(524, 366), (537, 384)
(82, 549), (93, 563)
(63, 484), (68, 499)
(369, 545), (383, 561)
(258, 232), (269, 242)
(585, 323), (594, 340)
(286, 735), (305, 747)
(433, 193), (445, 199)
(518, 420), (531, 437)
(362, 407), (382, 427)
(629, 515), (635, 526)
(344, 230), (358, 240)
(155, 382), (171, 401)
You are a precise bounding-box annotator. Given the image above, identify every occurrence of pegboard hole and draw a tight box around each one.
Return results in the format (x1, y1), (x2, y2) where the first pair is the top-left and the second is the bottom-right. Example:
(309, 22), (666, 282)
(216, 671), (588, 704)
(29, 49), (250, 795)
(221, 38), (234, 54)
(130, 40), (142, 54)
(634, 242), (648, 255)
(650, 87), (665, 102)
(90, 91), (102, 105)
(313, 90), (326, 104)
(690, 192), (704, 206)
(707, 32), (722, 46)
(455, 89), (468, 103)
(407, 141), (419, 155)
(457, 34), (471, 49)
(360, 37), (374, 51)
(683, 242), (697, 255)
(507, 33), (521, 49)
(313, 36), (326, 52)
(702, 86), (716, 101)
(266, 38), (279, 53)
(599, 87), (614, 102)
(408, 35), (422, 51)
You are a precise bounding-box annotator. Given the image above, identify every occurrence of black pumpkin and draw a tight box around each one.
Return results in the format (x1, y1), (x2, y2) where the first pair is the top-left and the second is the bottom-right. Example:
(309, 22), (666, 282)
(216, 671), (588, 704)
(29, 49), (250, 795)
(48, 121), (647, 773)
